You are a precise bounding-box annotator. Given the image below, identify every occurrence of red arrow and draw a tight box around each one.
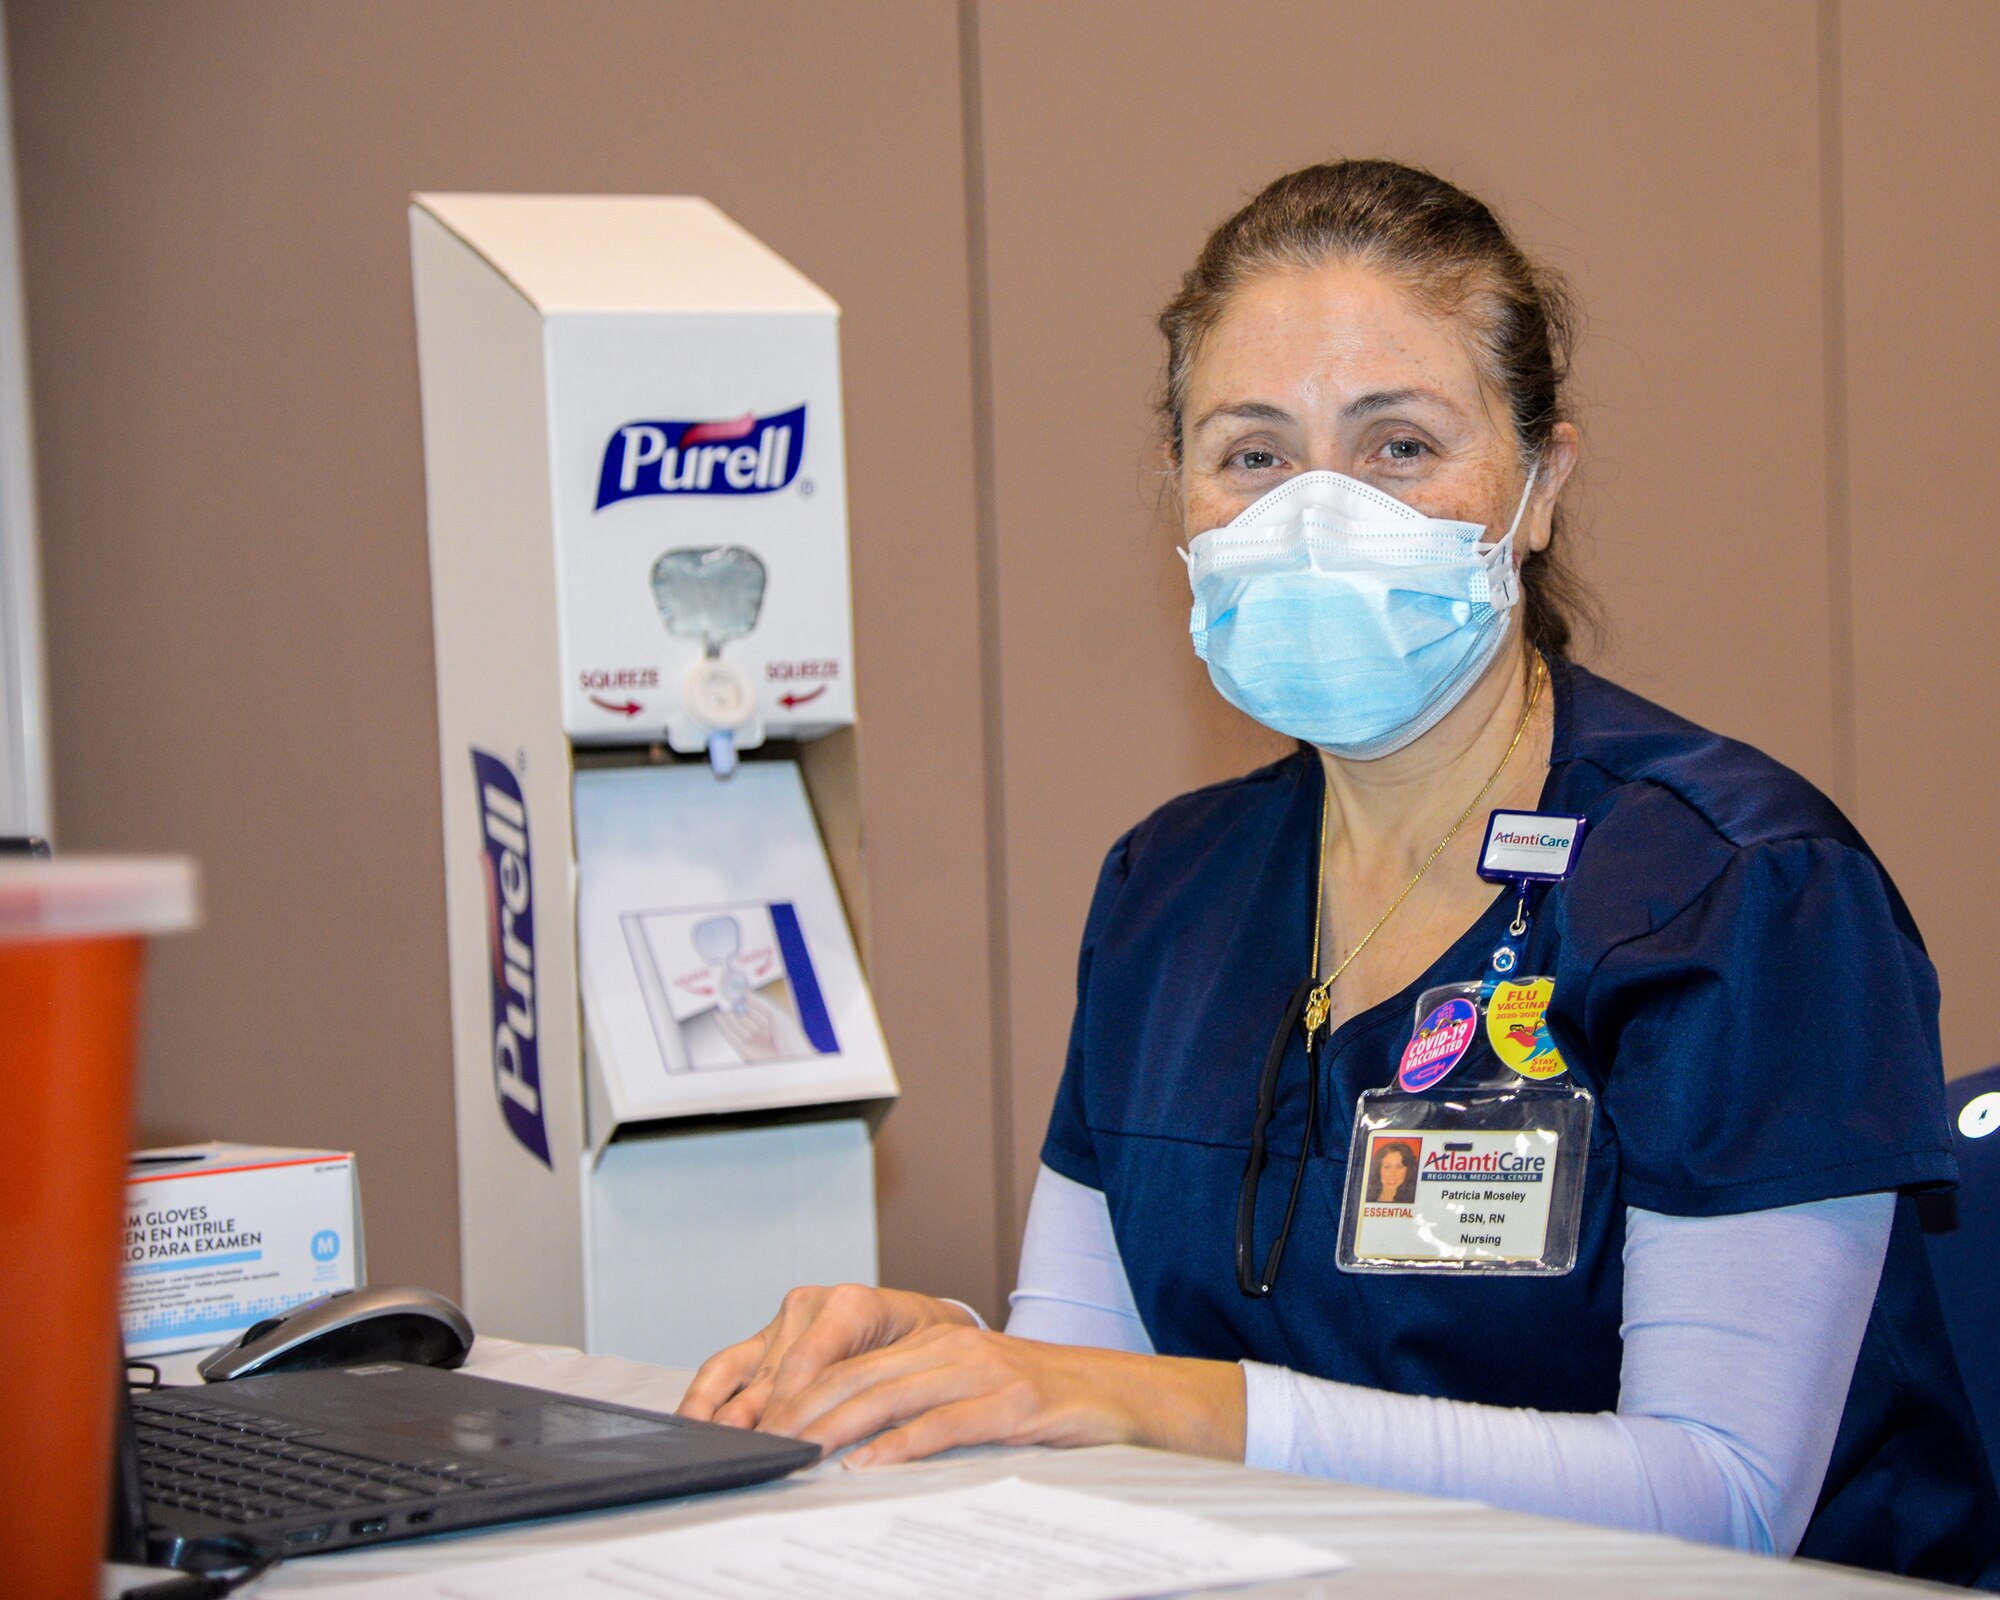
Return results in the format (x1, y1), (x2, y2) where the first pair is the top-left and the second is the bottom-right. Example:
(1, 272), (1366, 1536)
(778, 686), (828, 710)
(590, 695), (642, 717)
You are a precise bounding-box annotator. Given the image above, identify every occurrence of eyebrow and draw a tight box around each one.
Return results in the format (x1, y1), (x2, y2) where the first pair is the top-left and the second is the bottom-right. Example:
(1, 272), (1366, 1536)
(1341, 386), (1462, 420)
(1189, 387), (1464, 435)
(1189, 400), (1294, 434)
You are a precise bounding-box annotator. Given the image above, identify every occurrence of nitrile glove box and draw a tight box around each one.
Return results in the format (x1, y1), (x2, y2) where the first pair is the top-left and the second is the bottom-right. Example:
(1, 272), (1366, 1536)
(120, 1144), (364, 1359)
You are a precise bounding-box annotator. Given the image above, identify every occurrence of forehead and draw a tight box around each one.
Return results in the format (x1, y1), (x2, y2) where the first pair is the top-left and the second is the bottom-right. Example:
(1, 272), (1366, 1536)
(1186, 260), (1489, 418)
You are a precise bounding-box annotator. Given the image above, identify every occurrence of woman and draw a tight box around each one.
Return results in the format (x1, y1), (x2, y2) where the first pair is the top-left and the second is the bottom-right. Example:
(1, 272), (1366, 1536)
(679, 160), (1997, 1583)
(1366, 1139), (1417, 1205)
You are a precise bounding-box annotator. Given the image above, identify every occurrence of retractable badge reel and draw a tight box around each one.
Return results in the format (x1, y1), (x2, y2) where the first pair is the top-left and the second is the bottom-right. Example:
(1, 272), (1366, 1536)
(1337, 810), (1594, 1275)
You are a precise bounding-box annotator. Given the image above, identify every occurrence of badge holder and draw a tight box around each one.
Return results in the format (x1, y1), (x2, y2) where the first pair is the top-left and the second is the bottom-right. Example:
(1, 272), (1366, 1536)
(1337, 811), (1593, 1276)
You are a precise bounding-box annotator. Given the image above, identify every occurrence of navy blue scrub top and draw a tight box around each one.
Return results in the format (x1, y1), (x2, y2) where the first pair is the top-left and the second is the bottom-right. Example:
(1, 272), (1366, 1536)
(1041, 660), (1999, 1584)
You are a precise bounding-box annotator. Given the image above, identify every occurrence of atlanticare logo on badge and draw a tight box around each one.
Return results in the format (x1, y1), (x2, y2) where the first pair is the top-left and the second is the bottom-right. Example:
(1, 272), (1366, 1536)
(594, 406), (807, 508)
(1397, 997), (1478, 1092)
(472, 749), (551, 1168)
(1422, 1146), (1548, 1178)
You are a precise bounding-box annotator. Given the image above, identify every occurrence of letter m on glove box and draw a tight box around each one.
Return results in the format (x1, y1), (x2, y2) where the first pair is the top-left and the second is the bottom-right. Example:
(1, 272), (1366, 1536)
(473, 749), (551, 1166)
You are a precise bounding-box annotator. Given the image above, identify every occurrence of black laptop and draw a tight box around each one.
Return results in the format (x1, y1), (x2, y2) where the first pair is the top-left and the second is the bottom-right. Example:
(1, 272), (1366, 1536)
(116, 1361), (818, 1570)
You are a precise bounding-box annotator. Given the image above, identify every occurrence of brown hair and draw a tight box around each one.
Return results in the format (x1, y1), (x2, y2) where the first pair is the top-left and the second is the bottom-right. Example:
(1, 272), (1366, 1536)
(1159, 159), (1593, 659)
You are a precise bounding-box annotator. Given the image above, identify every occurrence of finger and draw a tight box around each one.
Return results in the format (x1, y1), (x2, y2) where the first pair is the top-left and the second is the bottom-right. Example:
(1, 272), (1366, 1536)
(676, 1336), (768, 1421)
(696, 1285), (838, 1426)
(758, 1323), (948, 1437)
(790, 1360), (995, 1457)
(712, 1372), (781, 1431)
(846, 1395), (1018, 1469)
(766, 1326), (996, 1443)
(713, 1345), (811, 1430)
(762, 1284), (948, 1413)
(761, 1286), (910, 1412)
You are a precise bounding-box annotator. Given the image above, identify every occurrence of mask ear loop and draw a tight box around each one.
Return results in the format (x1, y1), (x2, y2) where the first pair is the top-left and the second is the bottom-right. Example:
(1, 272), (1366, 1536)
(1495, 463), (1540, 551)
(1485, 463), (1540, 609)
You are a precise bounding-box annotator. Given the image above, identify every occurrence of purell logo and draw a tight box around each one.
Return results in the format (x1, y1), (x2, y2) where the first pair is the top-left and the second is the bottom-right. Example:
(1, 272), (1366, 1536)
(472, 750), (551, 1167)
(594, 406), (806, 509)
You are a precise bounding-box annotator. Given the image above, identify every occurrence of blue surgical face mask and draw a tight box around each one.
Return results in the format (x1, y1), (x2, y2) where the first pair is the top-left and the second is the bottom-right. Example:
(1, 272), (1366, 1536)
(1183, 468), (1535, 759)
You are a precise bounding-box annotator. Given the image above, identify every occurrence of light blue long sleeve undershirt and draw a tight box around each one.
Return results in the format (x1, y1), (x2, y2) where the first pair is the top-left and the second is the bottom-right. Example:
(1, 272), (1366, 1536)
(1001, 1163), (1893, 1558)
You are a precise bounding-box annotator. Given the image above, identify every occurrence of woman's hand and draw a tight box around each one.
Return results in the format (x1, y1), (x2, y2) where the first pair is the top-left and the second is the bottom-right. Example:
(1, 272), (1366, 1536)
(676, 1284), (976, 1431)
(757, 1324), (1246, 1469)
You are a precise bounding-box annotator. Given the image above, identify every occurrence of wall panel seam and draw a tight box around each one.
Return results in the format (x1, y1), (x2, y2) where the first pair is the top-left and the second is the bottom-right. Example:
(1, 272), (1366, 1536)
(957, 0), (1015, 1315)
(1817, 0), (1858, 813)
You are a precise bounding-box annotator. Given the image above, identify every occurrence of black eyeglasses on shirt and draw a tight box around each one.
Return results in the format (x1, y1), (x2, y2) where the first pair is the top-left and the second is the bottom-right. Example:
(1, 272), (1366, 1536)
(1235, 976), (1324, 1297)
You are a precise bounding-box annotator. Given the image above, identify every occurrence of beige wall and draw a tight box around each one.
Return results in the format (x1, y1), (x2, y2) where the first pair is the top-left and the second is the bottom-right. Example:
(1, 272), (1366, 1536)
(1839, 0), (2000, 1085)
(11, 1), (1994, 1322)
(970, 0), (1849, 1253)
(6, 0), (997, 1310)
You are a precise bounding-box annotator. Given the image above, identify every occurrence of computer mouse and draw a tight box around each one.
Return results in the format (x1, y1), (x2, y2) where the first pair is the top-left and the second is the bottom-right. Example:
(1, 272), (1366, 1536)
(197, 1285), (474, 1382)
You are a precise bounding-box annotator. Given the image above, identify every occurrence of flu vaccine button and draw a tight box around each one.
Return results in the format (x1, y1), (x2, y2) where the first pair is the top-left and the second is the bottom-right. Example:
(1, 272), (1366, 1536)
(1487, 977), (1569, 1080)
(1478, 810), (1587, 884)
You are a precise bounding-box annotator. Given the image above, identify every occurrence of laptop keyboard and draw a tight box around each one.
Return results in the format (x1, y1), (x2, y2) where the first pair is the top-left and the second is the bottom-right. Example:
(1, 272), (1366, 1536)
(134, 1393), (531, 1526)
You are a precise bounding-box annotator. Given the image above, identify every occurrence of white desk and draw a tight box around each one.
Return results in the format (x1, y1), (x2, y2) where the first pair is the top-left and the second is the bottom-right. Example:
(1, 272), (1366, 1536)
(241, 1338), (1938, 1598)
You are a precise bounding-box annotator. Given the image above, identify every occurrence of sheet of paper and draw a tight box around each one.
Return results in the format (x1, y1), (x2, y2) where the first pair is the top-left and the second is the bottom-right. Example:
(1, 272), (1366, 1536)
(320, 1477), (1349, 1599)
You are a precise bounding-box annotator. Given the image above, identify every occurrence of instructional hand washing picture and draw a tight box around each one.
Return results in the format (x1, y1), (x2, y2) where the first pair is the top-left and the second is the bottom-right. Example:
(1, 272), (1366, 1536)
(623, 902), (841, 1071)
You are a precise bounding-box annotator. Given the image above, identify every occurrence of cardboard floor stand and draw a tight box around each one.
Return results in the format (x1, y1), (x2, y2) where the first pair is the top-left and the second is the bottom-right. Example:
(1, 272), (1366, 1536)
(413, 195), (896, 1366)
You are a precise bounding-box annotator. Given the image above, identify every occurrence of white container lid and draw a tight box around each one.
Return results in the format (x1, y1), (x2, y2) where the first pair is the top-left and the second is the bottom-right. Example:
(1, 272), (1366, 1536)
(0, 856), (199, 942)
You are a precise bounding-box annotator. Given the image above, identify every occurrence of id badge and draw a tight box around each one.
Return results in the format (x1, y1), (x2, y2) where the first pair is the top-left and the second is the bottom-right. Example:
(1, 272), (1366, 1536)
(1336, 979), (1593, 1275)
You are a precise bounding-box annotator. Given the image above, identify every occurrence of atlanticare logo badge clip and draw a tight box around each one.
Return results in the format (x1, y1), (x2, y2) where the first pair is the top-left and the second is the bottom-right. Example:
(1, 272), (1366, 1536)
(595, 406), (806, 508)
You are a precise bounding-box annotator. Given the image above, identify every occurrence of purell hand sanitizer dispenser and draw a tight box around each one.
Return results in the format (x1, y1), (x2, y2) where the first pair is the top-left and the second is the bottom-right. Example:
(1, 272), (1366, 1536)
(410, 195), (897, 1365)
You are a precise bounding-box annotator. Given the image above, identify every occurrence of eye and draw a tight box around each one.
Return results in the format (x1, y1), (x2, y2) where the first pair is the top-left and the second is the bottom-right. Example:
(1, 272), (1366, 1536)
(1382, 437), (1429, 463)
(1229, 446), (1285, 472)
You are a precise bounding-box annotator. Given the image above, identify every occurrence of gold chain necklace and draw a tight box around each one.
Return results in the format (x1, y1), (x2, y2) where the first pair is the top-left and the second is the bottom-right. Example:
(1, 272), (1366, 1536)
(1302, 656), (1546, 1039)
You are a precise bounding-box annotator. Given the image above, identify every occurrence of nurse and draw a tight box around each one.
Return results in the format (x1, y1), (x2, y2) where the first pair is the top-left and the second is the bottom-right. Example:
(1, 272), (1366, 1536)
(1366, 1139), (1416, 1205)
(680, 159), (1998, 1583)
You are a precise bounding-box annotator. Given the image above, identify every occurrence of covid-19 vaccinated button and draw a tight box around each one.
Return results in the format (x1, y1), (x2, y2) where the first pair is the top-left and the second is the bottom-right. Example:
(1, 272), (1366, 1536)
(1398, 997), (1478, 1092)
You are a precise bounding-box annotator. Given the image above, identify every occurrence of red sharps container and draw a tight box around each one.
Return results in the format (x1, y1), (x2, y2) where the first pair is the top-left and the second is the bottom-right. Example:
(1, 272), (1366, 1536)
(0, 858), (196, 1598)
